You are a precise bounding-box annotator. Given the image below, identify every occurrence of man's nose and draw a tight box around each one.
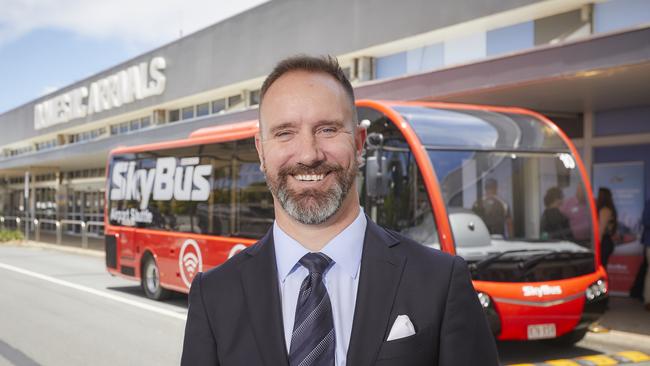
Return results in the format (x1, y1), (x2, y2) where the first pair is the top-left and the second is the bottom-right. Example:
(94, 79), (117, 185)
(295, 131), (325, 165)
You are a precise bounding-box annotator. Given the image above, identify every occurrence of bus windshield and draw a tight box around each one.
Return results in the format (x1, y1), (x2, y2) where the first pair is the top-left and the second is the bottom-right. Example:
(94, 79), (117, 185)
(429, 149), (593, 249)
(395, 105), (594, 265)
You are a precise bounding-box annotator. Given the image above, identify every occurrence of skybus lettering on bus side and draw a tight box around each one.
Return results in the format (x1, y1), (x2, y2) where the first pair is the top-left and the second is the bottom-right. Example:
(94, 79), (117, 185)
(109, 156), (212, 225)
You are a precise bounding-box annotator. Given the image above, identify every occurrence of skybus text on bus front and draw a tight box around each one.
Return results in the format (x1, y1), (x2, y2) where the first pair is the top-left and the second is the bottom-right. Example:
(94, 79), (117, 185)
(110, 157), (211, 225)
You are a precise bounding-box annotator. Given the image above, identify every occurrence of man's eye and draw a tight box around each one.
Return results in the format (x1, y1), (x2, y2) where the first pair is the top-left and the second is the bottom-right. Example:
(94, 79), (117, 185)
(274, 131), (293, 139)
(318, 127), (338, 136)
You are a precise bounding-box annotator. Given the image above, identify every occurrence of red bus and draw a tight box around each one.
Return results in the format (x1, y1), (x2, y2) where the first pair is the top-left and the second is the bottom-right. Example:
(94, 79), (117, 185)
(105, 100), (607, 344)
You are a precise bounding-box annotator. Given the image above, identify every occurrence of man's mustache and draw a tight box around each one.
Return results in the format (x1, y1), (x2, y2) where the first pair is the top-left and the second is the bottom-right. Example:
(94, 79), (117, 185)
(277, 162), (344, 179)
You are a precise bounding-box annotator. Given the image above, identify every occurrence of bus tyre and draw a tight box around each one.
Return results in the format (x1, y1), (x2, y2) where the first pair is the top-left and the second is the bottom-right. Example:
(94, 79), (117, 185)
(548, 328), (588, 347)
(141, 255), (172, 301)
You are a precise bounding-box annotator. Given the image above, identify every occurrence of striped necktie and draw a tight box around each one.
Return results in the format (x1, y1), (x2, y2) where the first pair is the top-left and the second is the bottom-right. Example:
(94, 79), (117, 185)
(289, 252), (336, 366)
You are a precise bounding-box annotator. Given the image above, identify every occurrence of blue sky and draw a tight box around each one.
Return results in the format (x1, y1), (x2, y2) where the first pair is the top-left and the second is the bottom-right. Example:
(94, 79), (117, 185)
(0, 0), (268, 114)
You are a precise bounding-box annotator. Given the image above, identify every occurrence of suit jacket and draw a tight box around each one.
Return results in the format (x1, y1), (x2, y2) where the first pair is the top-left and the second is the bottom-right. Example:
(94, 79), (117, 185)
(181, 219), (499, 365)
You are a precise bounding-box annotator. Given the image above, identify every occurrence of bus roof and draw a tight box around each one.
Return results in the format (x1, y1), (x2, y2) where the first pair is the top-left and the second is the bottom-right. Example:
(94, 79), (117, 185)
(358, 99), (567, 152)
(109, 120), (259, 155)
(367, 100), (534, 116)
(189, 120), (259, 139)
(109, 101), (559, 156)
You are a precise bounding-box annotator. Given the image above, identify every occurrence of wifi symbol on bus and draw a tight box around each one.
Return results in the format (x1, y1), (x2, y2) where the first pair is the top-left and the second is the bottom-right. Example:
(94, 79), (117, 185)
(183, 253), (199, 274)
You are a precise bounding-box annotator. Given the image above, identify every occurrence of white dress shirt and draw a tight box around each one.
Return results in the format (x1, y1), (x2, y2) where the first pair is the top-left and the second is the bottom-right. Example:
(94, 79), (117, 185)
(273, 209), (366, 366)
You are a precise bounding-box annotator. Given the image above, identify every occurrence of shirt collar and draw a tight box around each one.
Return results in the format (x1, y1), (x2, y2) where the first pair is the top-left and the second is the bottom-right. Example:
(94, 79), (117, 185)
(274, 209), (366, 282)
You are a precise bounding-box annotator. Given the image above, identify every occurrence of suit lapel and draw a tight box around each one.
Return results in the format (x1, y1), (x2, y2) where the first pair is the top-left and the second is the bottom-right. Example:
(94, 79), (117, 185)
(346, 219), (406, 366)
(240, 231), (289, 366)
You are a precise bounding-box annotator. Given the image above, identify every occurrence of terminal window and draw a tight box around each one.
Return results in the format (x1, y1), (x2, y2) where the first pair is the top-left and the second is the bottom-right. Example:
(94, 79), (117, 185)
(182, 106), (195, 120)
(169, 109), (180, 122)
(196, 103), (210, 117)
(212, 99), (226, 114)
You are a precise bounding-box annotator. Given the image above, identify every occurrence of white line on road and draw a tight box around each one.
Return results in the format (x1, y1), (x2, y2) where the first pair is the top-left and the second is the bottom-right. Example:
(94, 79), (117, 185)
(0, 261), (187, 321)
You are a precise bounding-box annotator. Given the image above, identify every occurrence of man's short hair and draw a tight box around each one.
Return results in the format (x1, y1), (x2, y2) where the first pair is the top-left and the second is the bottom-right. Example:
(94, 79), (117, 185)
(259, 55), (356, 121)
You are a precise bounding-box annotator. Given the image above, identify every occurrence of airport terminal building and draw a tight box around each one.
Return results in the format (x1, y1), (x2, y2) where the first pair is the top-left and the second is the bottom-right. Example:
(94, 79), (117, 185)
(0, 0), (649, 238)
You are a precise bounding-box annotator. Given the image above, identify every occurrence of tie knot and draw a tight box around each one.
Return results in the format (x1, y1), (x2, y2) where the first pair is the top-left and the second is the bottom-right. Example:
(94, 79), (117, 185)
(299, 252), (333, 274)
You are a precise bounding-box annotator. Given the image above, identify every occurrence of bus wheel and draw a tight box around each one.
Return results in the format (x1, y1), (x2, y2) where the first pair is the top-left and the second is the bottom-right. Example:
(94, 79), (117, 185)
(547, 328), (588, 347)
(141, 254), (171, 301)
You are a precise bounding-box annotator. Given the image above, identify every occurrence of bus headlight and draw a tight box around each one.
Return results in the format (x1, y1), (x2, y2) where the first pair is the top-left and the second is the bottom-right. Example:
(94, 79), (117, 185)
(585, 279), (607, 302)
(477, 291), (501, 336)
(477, 292), (491, 308)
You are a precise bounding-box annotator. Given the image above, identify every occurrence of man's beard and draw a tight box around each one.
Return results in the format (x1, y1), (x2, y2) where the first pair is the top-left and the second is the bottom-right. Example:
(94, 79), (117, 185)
(263, 159), (357, 225)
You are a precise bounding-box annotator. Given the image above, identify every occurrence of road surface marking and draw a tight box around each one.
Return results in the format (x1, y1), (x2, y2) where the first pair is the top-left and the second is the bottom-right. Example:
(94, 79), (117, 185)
(508, 351), (650, 365)
(0, 261), (187, 321)
(0, 338), (41, 366)
(617, 351), (650, 362)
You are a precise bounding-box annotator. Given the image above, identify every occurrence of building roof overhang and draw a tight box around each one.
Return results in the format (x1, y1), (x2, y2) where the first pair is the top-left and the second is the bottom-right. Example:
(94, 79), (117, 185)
(356, 26), (650, 113)
(2, 26), (649, 176)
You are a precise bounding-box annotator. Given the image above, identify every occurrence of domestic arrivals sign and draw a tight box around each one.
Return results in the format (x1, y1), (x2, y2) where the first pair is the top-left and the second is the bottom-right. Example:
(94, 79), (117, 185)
(34, 57), (166, 130)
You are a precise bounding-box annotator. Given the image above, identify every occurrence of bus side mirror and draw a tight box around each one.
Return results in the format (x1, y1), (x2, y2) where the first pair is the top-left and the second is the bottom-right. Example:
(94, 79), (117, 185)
(365, 132), (390, 198)
(365, 155), (390, 198)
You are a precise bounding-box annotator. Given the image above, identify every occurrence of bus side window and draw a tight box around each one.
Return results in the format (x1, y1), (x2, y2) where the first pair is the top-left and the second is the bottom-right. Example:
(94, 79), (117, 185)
(201, 141), (236, 236)
(139, 146), (203, 233)
(138, 157), (166, 230)
(233, 139), (274, 238)
(107, 155), (128, 226)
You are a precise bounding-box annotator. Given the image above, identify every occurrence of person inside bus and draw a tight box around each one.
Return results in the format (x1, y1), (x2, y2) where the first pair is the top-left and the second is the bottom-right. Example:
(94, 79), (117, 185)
(540, 186), (573, 241)
(181, 55), (499, 366)
(560, 184), (591, 246)
(472, 178), (513, 238)
(597, 187), (617, 268)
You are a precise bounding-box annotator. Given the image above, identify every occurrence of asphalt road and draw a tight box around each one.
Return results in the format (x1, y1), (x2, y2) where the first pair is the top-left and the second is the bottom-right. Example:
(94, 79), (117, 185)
(0, 242), (649, 366)
(0, 244), (186, 366)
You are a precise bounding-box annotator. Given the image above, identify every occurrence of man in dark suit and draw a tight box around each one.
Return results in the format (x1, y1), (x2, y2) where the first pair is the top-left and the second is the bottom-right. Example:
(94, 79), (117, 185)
(181, 55), (499, 365)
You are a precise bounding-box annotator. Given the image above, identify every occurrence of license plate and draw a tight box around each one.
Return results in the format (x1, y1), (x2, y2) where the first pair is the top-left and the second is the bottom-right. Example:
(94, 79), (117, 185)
(527, 324), (556, 340)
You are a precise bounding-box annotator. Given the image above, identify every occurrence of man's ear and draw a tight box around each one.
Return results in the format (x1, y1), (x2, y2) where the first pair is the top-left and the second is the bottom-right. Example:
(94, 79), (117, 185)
(254, 132), (265, 171)
(355, 124), (367, 157)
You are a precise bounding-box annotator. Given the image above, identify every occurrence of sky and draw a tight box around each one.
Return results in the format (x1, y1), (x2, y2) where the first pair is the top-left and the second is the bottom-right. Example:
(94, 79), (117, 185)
(0, 0), (269, 114)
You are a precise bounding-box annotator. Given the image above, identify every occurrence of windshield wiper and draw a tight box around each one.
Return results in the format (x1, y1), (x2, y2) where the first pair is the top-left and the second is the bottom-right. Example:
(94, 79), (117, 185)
(469, 249), (550, 279)
(516, 251), (590, 280)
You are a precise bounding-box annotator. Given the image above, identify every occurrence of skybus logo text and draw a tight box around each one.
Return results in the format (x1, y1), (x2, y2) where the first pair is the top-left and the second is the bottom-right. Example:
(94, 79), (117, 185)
(522, 285), (562, 297)
(110, 157), (211, 209)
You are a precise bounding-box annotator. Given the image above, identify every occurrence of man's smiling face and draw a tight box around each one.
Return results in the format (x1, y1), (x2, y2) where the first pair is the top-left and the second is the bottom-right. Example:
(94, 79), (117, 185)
(256, 70), (363, 225)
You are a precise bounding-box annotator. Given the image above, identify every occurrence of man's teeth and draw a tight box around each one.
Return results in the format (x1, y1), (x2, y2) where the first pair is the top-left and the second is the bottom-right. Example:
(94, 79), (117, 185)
(295, 174), (325, 181)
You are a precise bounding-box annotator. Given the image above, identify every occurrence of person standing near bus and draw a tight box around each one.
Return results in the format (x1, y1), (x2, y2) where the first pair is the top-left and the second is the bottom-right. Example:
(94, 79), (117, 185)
(641, 199), (650, 311)
(181, 55), (499, 365)
(597, 187), (617, 268)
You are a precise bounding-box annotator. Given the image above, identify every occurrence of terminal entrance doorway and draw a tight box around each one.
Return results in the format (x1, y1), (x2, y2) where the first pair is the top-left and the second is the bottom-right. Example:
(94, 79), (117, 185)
(66, 189), (105, 236)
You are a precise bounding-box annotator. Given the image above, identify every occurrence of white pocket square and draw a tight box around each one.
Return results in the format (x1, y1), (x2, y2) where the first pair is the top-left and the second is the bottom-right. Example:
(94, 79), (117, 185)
(386, 314), (416, 341)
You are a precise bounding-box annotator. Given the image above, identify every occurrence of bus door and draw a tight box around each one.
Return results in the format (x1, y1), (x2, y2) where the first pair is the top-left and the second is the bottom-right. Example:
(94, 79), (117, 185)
(118, 227), (137, 273)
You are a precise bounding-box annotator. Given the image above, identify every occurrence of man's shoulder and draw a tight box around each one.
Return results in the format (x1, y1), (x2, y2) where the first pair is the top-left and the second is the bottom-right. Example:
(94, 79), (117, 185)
(376, 224), (457, 267)
(373, 224), (467, 293)
(199, 240), (262, 286)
